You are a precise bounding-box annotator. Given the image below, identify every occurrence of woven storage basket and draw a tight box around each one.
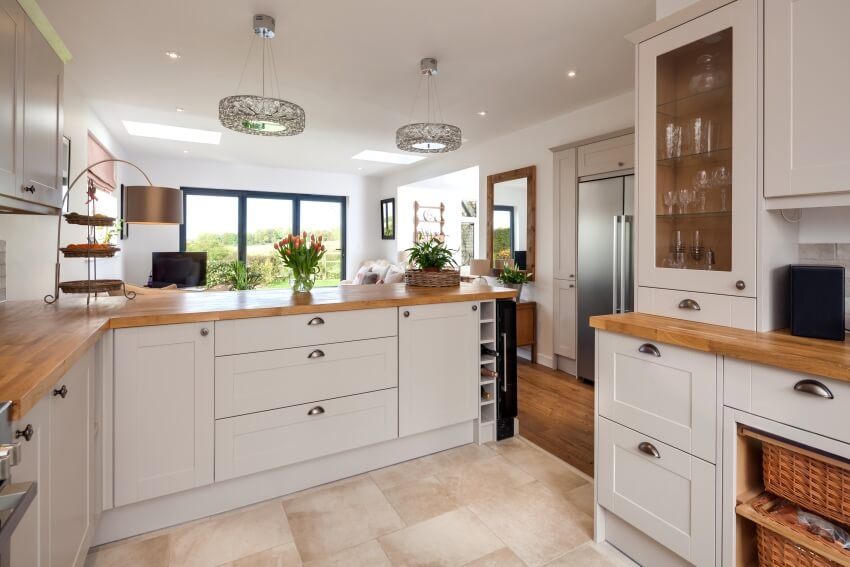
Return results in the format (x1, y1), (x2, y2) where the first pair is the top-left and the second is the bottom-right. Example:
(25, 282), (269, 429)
(63, 213), (115, 227)
(58, 279), (124, 294)
(762, 439), (850, 527)
(404, 269), (461, 287)
(756, 526), (839, 567)
(60, 246), (120, 258)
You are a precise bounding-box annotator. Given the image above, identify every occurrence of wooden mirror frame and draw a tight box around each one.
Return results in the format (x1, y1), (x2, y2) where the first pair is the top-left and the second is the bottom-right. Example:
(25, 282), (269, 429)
(486, 165), (536, 281)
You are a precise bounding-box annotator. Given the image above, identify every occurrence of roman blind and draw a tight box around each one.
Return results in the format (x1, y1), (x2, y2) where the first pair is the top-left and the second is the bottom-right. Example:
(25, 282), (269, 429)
(87, 133), (116, 192)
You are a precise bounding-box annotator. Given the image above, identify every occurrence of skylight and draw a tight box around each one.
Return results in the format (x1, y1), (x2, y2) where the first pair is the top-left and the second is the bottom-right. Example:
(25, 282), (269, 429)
(122, 121), (222, 145)
(352, 150), (425, 165)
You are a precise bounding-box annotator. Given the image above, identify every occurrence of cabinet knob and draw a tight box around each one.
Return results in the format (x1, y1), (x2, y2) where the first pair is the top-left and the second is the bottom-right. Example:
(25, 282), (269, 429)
(52, 385), (68, 399)
(569, 284), (575, 288)
(403, 311), (410, 318)
(15, 425), (33, 442)
(735, 280), (746, 291)
(472, 305), (478, 311)
(23, 185), (35, 194)
(307, 317), (325, 326)
(200, 327), (210, 337)
(569, 274), (575, 278)
(677, 298), (701, 311)
(638, 441), (661, 459)
(307, 406), (325, 416)
(617, 161), (625, 167)
(307, 349), (325, 359)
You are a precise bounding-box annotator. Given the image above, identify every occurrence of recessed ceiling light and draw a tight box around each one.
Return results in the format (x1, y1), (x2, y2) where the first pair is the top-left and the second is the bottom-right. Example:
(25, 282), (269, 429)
(183, 150), (189, 154)
(357, 167), (363, 170)
(122, 120), (221, 145)
(477, 110), (487, 116)
(567, 70), (577, 77)
(175, 107), (184, 112)
(165, 51), (181, 60)
(352, 150), (425, 165)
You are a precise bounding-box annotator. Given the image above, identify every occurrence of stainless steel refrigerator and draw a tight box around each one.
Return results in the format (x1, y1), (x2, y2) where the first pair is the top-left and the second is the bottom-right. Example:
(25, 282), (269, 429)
(576, 174), (634, 382)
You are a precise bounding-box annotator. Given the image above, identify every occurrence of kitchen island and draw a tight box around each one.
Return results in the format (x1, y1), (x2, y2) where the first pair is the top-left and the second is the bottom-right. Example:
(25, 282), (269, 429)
(0, 284), (515, 562)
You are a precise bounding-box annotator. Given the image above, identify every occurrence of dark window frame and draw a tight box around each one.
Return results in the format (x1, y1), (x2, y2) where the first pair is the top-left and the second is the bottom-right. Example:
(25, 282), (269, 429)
(179, 187), (347, 279)
(493, 204), (515, 258)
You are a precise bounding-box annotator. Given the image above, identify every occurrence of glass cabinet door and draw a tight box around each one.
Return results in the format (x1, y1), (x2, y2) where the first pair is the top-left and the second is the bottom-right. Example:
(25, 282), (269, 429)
(637, 0), (756, 297)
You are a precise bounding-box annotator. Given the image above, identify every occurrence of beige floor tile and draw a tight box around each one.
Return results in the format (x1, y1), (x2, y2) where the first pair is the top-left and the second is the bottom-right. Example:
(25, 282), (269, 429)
(283, 476), (404, 561)
(170, 501), (293, 567)
(381, 475), (462, 524)
(462, 547), (528, 566)
(428, 443), (497, 471)
(280, 474), (369, 502)
(84, 534), (170, 567)
(488, 436), (530, 458)
(378, 507), (503, 567)
(302, 540), (392, 567)
(545, 543), (634, 566)
(435, 455), (535, 506)
(502, 447), (588, 498)
(562, 483), (594, 516)
(218, 543), (302, 567)
(369, 455), (444, 491)
(468, 482), (593, 567)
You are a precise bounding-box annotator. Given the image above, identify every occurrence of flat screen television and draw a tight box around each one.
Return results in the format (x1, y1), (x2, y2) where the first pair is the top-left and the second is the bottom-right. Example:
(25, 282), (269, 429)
(151, 252), (207, 288)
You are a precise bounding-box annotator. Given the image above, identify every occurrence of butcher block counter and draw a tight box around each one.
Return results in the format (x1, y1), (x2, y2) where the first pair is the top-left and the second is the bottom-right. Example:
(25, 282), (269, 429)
(0, 284), (516, 420)
(590, 312), (850, 384)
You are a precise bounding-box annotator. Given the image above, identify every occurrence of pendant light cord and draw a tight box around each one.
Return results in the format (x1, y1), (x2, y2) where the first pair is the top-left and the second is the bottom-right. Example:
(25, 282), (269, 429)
(234, 35), (257, 95)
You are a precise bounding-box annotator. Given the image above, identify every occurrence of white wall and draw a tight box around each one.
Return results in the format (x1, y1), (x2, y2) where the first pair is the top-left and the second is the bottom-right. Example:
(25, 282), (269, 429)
(378, 92), (636, 368)
(120, 157), (383, 285)
(798, 207), (850, 244)
(656, 0), (700, 19)
(0, 78), (127, 300)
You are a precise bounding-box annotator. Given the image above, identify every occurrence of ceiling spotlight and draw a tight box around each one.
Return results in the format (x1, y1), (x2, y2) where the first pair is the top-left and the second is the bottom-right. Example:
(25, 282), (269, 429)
(477, 111), (487, 116)
(165, 51), (182, 60)
(567, 70), (577, 78)
(175, 107), (185, 112)
(183, 150), (189, 154)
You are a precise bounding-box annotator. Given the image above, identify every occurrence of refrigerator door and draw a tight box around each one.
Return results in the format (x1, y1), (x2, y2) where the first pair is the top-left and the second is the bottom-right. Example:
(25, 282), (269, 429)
(623, 175), (635, 313)
(496, 299), (517, 440)
(577, 177), (626, 382)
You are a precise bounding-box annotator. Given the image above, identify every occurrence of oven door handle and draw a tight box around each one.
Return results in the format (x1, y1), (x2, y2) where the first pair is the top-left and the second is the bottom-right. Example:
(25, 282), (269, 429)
(0, 481), (36, 553)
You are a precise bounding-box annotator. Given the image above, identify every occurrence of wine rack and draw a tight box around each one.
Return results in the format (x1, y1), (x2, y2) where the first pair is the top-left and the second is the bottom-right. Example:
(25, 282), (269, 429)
(475, 300), (497, 444)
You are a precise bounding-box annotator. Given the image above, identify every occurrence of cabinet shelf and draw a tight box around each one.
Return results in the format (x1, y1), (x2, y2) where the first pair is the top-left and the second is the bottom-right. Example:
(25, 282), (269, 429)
(656, 210), (731, 221)
(480, 357), (496, 364)
(657, 147), (732, 168)
(657, 85), (732, 117)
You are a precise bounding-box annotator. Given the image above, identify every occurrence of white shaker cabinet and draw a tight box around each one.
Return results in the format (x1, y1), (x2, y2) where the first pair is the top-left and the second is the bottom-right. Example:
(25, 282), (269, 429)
(0, 0), (23, 200)
(552, 279), (576, 360)
(114, 322), (214, 507)
(553, 147), (577, 281)
(398, 302), (478, 437)
(764, 0), (850, 202)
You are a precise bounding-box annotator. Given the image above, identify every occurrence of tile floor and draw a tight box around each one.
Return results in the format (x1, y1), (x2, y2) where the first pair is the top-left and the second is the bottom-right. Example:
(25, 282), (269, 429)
(85, 437), (634, 567)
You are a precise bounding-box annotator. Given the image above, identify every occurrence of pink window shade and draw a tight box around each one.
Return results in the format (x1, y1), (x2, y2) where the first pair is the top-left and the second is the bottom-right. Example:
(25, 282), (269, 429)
(87, 134), (116, 192)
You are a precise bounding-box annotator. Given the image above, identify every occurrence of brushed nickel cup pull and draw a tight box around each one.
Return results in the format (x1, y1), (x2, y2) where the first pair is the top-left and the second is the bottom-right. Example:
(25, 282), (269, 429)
(403, 311), (410, 318)
(638, 343), (661, 357)
(678, 298), (701, 311)
(15, 425), (33, 442)
(200, 327), (210, 337)
(307, 406), (325, 416)
(736, 280), (746, 290)
(307, 349), (325, 359)
(53, 385), (68, 398)
(793, 379), (834, 400)
(307, 317), (325, 326)
(638, 442), (661, 459)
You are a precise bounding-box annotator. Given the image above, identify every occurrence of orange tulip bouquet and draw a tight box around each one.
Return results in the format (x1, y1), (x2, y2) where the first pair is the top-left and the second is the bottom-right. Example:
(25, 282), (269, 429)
(274, 231), (327, 292)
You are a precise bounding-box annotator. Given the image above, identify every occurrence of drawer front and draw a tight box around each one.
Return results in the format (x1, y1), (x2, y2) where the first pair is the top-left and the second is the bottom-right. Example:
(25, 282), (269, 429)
(215, 308), (397, 355)
(637, 286), (756, 330)
(724, 358), (850, 445)
(216, 337), (398, 418)
(598, 331), (717, 462)
(598, 418), (715, 566)
(577, 133), (634, 177)
(215, 388), (398, 481)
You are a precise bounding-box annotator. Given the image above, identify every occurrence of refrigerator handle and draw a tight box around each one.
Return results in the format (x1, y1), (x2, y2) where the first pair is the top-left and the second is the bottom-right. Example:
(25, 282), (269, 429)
(623, 215), (633, 313)
(501, 332), (508, 393)
(612, 217), (621, 314)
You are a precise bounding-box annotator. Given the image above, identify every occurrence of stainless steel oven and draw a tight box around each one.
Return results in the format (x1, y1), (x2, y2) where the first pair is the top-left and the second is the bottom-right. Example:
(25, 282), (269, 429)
(0, 401), (36, 567)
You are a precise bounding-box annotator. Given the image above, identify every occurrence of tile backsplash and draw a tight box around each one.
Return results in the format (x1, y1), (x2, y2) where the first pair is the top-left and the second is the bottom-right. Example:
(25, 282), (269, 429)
(0, 239), (5, 302)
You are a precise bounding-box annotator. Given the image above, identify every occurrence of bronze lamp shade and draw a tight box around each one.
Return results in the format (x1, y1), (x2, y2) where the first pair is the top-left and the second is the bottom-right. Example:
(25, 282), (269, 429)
(124, 185), (183, 224)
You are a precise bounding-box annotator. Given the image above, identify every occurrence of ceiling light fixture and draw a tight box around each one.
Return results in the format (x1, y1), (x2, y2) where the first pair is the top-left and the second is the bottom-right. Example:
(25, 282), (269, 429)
(567, 70), (577, 77)
(122, 120), (221, 144)
(477, 111), (488, 116)
(175, 107), (184, 112)
(165, 51), (181, 59)
(396, 58), (461, 153)
(352, 150), (425, 165)
(219, 14), (305, 137)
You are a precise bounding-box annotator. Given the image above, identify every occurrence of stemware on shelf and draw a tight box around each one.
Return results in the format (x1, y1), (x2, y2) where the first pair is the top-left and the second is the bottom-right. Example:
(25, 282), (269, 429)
(690, 229), (704, 264)
(663, 190), (678, 215)
(663, 122), (682, 159)
(677, 187), (694, 214)
(712, 165), (731, 212)
(688, 54), (727, 94)
(685, 117), (717, 155)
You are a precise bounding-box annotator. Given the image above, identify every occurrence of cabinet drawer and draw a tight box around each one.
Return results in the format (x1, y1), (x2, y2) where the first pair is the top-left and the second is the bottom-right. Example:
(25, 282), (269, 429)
(215, 308), (397, 355)
(577, 133), (634, 177)
(215, 389), (398, 481)
(724, 358), (850, 445)
(598, 417), (715, 566)
(215, 337), (398, 418)
(637, 286), (756, 330)
(598, 331), (717, 462)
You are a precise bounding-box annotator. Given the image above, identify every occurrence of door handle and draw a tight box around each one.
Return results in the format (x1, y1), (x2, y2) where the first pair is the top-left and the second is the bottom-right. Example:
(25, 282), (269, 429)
(501, 332), (508, 393)
(638, 442), (661, 459)
(793, 379), (834, 400)
(23, 185), (35, 194)
(307, 406), (325, 416)
(678, 298), (701, 311)
(53, 385), (68, 398)
(638, 343), (661, 357)
(307, 349), (325, 359)
(15, 425), (33, 442)
(307, 317), (325, 326)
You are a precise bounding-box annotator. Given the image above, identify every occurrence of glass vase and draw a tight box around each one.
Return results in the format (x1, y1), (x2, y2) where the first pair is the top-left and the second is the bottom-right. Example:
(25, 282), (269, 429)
(290, 270), (316, 293)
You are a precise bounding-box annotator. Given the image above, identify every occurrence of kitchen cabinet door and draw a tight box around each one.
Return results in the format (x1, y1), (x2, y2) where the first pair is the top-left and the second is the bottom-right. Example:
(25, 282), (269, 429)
(114, 322), (214, 506)
(0, 0), (23, 199)
(576, 133), (634, 178)
(49, 349), (94, 567)
(398, 302), (478, 437)
(9, 395), (50, 567)
(553, 279), (576, 359)
(553, 148), (577, 280)
(21, 15), (62, 209)
(764, 0), (850, 200)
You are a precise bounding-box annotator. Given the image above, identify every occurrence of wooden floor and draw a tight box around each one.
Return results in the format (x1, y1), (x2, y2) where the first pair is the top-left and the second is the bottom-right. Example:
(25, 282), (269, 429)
(517, 359), (595, 477)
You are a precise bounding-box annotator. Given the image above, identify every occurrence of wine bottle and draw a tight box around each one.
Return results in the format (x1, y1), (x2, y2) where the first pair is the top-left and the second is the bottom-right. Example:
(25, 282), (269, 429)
(480, 367), (497, 378)
(480, 345), (498, 357)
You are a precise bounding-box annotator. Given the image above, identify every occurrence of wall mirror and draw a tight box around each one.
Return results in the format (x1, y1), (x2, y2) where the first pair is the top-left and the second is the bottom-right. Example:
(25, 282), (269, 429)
(486, 166), (536, 280)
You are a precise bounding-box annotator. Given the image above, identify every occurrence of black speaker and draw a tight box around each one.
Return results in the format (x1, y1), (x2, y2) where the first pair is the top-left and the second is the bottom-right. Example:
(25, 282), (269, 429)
(789, 265), (845, 341)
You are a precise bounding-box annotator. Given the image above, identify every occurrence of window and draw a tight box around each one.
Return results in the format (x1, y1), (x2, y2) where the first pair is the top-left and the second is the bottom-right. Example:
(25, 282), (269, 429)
(180, 188), (346, 289)
(493, 205), (515, 264)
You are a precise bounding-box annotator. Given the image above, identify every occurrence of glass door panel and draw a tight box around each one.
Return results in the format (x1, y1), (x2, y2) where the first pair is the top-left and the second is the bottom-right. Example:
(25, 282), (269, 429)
(300, 200), (344, 287)
(246, 197), (294, 288)
(184, 194), (239, 286)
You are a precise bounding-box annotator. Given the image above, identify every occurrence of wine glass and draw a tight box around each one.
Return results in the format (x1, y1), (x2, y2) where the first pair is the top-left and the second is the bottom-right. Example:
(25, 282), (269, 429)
(677, 187), (693, 214)
(663, 190), (678, 215)
(689, 54), (726, 94)
(712, 165), (731, 212)
(694, 169), (711, 190)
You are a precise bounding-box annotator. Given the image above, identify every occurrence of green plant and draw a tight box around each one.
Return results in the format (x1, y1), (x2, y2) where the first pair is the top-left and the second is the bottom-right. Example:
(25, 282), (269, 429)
(497, 264), (532, 284)
(224, 260), (262, 290)
(406, 237), (457, 271)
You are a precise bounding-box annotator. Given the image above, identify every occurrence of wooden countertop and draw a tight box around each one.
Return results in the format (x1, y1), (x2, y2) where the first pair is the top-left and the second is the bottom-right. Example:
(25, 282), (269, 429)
(590, 313), (850, 383)
(0, 284), (516, 420)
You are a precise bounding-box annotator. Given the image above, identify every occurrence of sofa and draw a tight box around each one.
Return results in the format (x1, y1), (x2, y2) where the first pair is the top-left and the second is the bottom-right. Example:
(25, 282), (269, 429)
(340, 259), (407, 285)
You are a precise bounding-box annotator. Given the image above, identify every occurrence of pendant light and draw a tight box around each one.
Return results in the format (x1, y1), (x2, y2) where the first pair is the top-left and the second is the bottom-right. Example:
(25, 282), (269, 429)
(219, 14), (305, 136)
(396, 58), (462, 153)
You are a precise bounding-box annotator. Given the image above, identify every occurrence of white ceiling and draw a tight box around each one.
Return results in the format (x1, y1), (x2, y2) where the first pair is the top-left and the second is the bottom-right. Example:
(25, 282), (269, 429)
(41, 0), (654, 177)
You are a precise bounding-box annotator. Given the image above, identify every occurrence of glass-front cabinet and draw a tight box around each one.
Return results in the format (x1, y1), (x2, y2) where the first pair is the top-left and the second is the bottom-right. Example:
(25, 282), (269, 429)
(637, 0), (756, 297)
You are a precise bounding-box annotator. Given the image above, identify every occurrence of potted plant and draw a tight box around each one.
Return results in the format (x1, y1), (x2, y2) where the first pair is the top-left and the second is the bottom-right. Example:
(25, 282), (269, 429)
(225, 260), (262, 290)
(404, 237), (460, 287)
(497, 264), (532, 301)
(274, 231), (327, 293)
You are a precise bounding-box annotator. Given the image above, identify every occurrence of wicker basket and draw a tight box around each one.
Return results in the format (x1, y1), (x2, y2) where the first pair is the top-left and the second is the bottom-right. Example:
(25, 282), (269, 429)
(762, 439), (850, 527)
(63, 213), (115, 227)
(60, 246), (120, 258)
(58, 279), (125, 294)
(756, 525), (838, 567)
(404, 269), (461, 287)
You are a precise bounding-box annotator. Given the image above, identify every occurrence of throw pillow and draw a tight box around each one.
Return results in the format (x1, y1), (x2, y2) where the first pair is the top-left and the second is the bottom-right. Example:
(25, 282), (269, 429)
(370, 264), (390, 281)
(362, 272), (380, 285)
(384, 267), (405, 284)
